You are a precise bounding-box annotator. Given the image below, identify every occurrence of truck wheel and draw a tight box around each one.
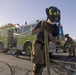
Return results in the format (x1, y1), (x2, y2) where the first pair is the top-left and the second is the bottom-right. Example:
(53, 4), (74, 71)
(0, 43), (4, 52)
(23, 42), (32, 56)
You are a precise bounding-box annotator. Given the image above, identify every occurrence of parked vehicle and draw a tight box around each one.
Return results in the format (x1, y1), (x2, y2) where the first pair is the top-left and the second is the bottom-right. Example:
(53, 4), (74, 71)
(0, 21), (65, 56)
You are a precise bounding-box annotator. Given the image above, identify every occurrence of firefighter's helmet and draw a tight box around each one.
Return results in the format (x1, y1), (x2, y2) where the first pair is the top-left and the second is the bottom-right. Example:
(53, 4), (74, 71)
(46, 6), (60, 22)
(65, 34), (69, 37)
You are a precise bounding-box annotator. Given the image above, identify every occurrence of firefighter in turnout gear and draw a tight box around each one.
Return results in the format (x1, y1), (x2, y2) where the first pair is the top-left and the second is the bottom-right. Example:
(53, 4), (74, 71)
(31, 6), (61, 75)
(64, 34), (76, 57)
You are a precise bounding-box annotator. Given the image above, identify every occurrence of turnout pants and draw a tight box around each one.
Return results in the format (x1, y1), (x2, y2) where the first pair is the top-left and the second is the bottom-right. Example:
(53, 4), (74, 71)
(69, 44), (76, 56)
(31, 40), (46, 75)
(32, 64), (46, 75)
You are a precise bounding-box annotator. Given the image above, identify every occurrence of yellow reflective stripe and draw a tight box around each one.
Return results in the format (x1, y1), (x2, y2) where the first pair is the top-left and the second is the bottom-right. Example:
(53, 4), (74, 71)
(72, 39), (75, 43)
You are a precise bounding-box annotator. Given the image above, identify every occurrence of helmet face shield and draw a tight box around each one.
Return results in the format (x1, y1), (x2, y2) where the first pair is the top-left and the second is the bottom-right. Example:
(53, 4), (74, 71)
(49, 9), (60, 16)
(46, 6), (60, 22)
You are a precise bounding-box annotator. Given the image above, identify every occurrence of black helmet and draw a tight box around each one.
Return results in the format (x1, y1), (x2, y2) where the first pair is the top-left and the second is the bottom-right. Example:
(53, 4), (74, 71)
(46, 6), (60, 22)
(65, 34), (69, 37)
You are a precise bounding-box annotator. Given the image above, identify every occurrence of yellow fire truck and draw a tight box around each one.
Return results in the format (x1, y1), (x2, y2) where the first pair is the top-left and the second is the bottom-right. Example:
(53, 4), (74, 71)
(0, 22), (65, 56)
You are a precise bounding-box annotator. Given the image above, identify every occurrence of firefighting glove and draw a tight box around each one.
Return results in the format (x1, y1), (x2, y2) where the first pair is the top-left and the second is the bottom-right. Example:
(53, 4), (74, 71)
(40, 21), (50, 32)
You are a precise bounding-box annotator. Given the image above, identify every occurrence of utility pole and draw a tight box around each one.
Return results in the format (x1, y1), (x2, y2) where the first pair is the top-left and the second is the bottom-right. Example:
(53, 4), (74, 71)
(44, 29), (51, 75)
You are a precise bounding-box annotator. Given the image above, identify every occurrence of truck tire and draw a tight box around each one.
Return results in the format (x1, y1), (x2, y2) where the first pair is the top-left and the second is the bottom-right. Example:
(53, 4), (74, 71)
(0, 42), (4, 52)
(23, 42), (32, 56)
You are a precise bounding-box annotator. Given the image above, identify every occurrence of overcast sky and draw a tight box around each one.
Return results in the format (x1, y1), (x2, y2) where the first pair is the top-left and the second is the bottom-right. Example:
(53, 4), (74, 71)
(0, 0), (76, 38)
